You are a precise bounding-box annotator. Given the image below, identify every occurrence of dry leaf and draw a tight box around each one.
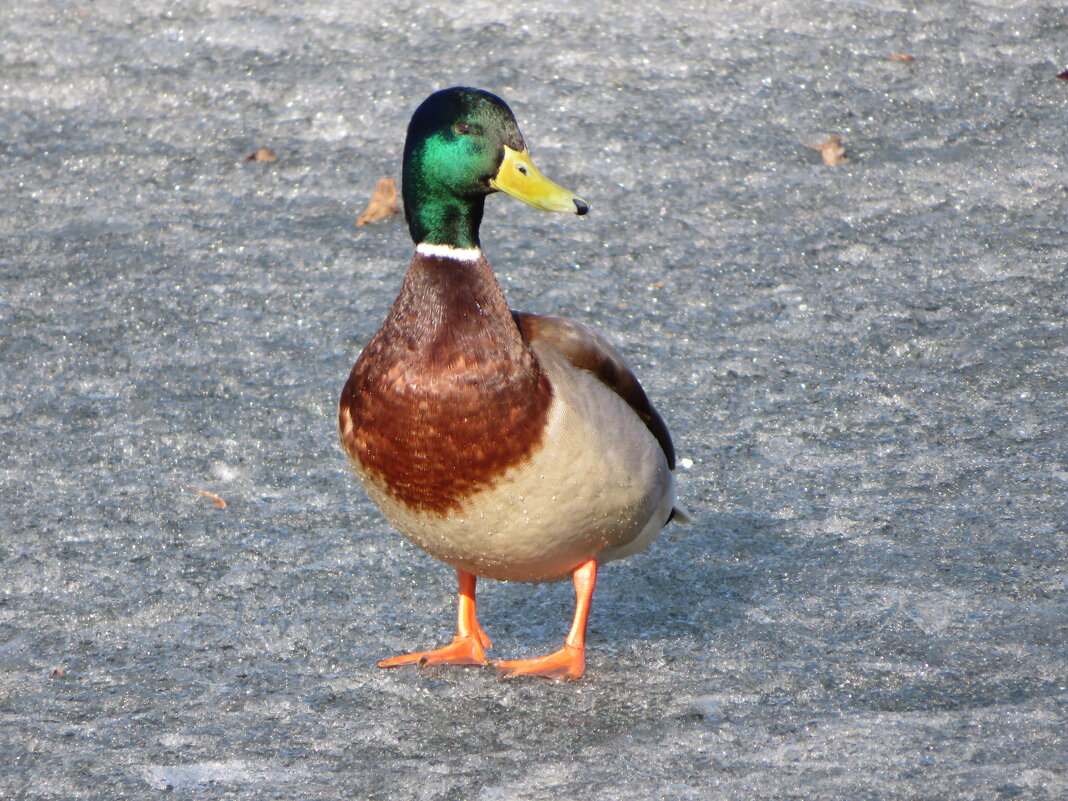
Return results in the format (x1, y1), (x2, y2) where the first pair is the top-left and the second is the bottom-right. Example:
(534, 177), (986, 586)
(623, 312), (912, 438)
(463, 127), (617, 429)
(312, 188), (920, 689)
(889, 53), (915, 62)
(51, 668), (66, 678)
(172, 480), (228, 508)
(246, 147), (278, 162)
(356, 178), (400, 226)
(807, 135), (848, 166)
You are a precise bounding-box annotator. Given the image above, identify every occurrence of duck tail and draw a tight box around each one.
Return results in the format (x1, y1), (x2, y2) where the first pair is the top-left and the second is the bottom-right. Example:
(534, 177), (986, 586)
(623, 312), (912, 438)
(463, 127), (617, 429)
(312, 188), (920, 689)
(666, 504), (694, 527)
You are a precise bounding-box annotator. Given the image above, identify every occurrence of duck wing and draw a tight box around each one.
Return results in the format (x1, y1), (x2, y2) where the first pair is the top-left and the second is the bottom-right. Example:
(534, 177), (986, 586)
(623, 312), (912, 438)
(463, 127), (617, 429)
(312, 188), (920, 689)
(511, 311), (676, 471)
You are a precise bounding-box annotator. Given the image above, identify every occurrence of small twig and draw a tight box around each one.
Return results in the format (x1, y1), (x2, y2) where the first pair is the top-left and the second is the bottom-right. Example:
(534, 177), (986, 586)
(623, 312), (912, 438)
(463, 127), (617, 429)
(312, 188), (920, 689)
(172, 480), (228, 508)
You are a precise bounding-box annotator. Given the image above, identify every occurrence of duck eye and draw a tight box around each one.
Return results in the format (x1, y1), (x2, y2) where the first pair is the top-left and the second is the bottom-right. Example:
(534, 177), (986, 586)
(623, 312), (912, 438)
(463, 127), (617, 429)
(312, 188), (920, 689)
(453, 121), (474, 135)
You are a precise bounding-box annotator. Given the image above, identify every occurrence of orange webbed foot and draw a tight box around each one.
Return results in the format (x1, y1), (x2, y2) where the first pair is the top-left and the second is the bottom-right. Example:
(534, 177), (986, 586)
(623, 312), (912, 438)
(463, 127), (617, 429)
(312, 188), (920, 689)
(493, 559), (597, 682)
(378, 569), (492, 669)
(493, 644), (586, 681)
(378, 632), (489, 668)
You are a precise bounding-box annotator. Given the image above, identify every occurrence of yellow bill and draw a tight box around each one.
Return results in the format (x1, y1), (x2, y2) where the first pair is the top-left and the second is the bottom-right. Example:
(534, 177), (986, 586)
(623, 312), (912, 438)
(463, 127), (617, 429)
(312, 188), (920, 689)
(490, 146), (589, 215)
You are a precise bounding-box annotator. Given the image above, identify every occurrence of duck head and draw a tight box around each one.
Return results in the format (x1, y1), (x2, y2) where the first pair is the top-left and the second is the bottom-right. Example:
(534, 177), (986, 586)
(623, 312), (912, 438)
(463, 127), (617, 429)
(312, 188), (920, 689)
(402, 87), (588, 249)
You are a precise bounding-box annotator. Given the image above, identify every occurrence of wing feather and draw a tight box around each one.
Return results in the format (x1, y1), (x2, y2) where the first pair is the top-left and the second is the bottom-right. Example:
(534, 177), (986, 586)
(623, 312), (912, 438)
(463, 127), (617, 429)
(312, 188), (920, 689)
(512, 311), (676, 470)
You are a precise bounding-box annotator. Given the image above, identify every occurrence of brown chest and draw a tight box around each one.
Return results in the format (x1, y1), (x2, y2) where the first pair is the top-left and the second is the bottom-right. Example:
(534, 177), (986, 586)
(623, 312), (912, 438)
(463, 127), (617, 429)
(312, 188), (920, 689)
(338, 252), (552, 515)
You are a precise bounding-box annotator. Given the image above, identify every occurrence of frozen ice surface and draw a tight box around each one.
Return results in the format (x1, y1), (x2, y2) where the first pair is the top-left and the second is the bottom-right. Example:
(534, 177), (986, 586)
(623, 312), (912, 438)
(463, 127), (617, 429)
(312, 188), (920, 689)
(1, 1), (1065, 799)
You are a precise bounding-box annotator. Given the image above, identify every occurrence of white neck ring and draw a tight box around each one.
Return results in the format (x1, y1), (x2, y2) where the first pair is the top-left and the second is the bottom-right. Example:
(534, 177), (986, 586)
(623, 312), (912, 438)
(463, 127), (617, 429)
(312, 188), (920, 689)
(416, 243), (482, 262)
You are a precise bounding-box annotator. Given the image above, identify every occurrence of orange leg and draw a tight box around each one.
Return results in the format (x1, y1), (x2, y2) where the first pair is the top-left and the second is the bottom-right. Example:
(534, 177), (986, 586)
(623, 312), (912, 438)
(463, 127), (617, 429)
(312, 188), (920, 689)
(378, 569), (491, 668)
(494, 558), (597, 681)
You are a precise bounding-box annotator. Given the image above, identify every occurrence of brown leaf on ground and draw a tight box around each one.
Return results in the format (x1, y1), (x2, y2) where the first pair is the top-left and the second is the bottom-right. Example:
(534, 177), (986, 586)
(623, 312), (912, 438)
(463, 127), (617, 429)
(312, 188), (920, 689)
(356, 178), (400, 226)
(889, 53), (916, 62)
(807, 135), (849, 166)
(172, 480), (228, 508)
(246, 147), (278, 162)
(51, 668), (66, 678)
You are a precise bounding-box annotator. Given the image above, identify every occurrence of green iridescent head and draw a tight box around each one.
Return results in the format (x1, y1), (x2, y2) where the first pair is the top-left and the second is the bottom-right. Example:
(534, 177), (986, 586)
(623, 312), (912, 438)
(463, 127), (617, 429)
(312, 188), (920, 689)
(401, 87), (588, 249)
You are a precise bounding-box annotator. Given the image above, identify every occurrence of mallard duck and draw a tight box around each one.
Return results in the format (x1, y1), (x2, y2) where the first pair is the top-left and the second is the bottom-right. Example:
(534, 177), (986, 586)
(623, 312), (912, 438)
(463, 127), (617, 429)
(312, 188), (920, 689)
(339, 87), (685, 680)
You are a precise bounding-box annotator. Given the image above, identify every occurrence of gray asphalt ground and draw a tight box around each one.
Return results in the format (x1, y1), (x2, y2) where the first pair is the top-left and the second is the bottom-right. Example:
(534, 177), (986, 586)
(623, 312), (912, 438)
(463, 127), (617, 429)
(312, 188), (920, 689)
(2, 2), (1065, 799)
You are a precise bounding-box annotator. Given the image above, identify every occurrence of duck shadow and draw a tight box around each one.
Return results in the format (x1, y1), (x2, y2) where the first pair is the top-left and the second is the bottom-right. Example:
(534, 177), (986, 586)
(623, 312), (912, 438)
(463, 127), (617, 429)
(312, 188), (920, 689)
(480, 510), (785, 650)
